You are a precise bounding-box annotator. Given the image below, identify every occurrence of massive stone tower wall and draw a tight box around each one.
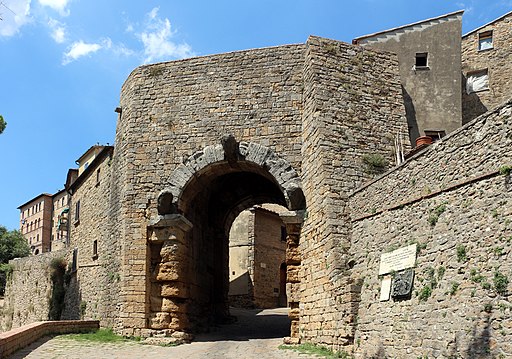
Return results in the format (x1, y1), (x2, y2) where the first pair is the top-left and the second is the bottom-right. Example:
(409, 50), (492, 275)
(300, 36), (408, 348)
(110, 36), (408, 342)
(112, 44), (306, 334)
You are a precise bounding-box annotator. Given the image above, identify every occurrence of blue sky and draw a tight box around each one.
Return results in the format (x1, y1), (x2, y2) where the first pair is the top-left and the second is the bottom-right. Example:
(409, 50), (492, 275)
(0, 0), (510, 230)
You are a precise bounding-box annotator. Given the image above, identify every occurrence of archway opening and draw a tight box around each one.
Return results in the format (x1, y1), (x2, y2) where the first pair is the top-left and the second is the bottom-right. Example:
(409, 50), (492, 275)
(179, 163), (291, 332)
(227, 204), (289, 310)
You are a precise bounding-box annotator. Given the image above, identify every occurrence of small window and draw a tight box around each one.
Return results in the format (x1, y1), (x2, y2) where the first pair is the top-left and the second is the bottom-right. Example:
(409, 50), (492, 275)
(466, 69), (489, 94)
(96, 169), (100, 186)
(92, 240), (98, 260)
(415, 53), (428, 68)
(74, 200), (80, 223)
(425, 130), (446, 143)
(478, 31), (493, 51)
(36, 234), (39, 242)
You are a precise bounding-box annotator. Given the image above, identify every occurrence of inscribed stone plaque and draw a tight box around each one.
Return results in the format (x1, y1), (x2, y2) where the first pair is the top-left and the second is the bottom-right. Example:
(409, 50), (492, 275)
(391, 269), (415, 299)
(378, 244), (417, 275)
(379, 275), (392, 301)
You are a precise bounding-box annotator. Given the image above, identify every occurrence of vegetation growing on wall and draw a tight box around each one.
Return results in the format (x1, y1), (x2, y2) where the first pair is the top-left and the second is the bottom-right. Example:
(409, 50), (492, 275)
(48, 257), (67, 320)
(362, 154), (388, 175)
(427, 203), (447, 227)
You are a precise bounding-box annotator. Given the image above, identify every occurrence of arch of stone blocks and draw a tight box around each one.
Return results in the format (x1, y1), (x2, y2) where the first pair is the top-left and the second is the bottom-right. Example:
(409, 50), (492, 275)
(156, 136), (306, 217)
(148, 136), (305, 337)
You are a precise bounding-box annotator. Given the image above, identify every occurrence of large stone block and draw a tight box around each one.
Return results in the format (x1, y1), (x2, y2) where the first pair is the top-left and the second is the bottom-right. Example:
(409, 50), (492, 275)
(286, 282), (301, 302)
(286, 245), (301, 264)
(287, 265), (301, 283)
(149, 312), (171, 329)
(161, 281), (189, 298)
(160, 241), (189, 263)
(161, 298), (188, 313)
(155, 262), (182, 281)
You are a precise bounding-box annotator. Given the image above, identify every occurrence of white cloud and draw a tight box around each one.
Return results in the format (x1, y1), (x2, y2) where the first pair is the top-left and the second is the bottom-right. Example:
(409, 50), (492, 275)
(113, 43), (135, 57)
(139, 7), (194, 64)
(62, 37), (134, 65)
(48, 18), (66, 43)
(62, 39), (110, 65)
(0, 0), (32, 37)
(38, 0), (70, 16)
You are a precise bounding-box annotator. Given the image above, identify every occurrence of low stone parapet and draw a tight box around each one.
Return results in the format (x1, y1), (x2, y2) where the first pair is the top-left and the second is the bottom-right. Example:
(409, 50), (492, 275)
(0, 320), (99, 358)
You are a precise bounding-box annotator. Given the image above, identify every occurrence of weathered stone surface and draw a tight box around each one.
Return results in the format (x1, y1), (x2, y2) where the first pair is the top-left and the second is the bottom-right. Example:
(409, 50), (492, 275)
(161, 298), (188, 313)
(155, 262), (182, 282)
(149, 312), (171, 329)
(160, 241), (189, 263)
(349, 101), (512, 358)
(161, 281), (189, 298)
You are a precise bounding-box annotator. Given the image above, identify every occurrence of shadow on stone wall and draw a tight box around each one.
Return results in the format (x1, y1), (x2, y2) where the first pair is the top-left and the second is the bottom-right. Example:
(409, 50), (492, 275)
(402, 85), (418, 145)
(228, 272), (254, 309)
(465, 309), (493, 358)
(62, 273), (81, 320)
(461, 73), (488, 125)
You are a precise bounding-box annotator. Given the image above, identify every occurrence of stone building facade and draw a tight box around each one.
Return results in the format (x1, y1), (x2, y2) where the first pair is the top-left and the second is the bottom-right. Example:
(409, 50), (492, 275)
(63, 145), (119, 326)
(228, 206), (287, 309)
(461, 11), (512, 123)
(3, 10), (512, 358)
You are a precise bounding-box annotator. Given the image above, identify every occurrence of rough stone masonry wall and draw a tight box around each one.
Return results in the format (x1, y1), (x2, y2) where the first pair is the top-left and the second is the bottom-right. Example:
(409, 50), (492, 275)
(65, 151), (120, 328)
(114, 45), (305, 334)
(1, 250), (67, 332)
(349, 101), (512, 358)
(300, 36), (408, 350)
(252, 208), (286, 308)
(462, 14), (512, 123)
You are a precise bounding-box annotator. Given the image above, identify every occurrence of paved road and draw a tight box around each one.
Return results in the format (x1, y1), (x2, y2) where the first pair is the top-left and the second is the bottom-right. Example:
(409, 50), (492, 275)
(9, 308), (318, 359)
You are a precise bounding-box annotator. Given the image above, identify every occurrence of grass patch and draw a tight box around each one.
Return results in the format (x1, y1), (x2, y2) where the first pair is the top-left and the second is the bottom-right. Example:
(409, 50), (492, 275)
(62, 329), (127, 343)
(279, 343), (352, 358)
(362, 154), (388, 175)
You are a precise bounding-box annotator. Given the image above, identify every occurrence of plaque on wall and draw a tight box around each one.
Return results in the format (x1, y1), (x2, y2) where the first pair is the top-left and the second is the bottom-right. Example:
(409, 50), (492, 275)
(379, 275), (392, 301)
(391, 269), (415, 299)
(379, 244), (417, 275)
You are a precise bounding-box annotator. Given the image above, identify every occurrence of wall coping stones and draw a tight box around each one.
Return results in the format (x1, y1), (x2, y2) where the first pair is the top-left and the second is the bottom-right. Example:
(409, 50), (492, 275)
(0, 320), (99, 358)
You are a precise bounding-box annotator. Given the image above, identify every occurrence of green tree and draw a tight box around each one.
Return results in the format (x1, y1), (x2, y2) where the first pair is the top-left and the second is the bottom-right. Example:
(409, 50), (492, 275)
(0, 226), (30, 295)
(0, 115), (6, 134)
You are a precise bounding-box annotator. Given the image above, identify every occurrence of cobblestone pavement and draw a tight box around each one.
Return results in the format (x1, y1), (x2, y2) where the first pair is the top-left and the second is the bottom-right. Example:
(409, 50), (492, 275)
(9, 308), (319, 359)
